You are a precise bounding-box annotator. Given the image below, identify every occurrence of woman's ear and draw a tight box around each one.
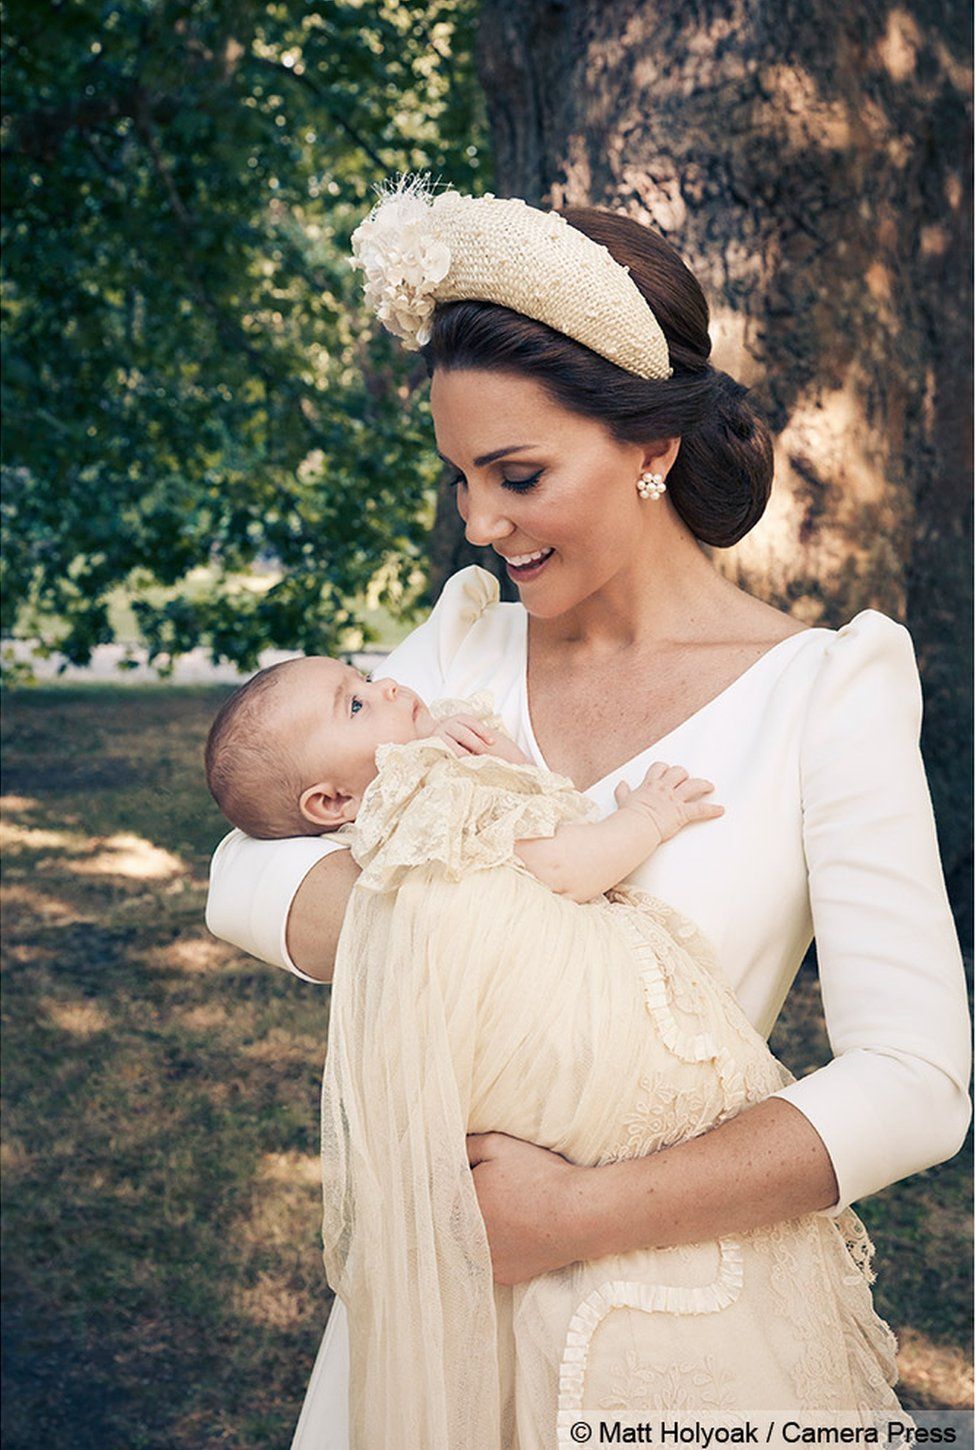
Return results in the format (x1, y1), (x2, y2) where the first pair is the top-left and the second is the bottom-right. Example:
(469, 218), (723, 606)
(299, 782), (359, 830)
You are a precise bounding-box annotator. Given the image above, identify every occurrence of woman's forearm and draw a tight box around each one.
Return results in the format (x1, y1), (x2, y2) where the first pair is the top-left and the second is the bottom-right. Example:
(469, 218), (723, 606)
(285, 849), (361, 982)
(567, 1097), (840, 1259)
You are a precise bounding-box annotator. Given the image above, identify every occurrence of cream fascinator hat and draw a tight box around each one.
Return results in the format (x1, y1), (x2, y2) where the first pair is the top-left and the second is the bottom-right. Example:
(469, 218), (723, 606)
(348, 171), (674, 381)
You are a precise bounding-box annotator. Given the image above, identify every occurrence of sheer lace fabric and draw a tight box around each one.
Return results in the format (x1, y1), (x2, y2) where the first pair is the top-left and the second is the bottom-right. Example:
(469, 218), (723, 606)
(320, 697), (903, 1448)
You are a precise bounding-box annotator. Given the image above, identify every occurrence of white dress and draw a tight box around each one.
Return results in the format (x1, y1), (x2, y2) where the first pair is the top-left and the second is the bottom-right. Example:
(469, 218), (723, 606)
(204, 565), (972, 1449)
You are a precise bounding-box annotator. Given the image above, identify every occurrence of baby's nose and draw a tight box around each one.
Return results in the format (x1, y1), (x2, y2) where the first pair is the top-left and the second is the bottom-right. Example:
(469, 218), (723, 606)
(377, 677), (397, 700)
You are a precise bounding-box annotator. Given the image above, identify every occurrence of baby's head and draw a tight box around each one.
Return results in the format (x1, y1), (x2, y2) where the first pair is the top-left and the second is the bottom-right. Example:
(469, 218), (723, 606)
(205, 657), (433, 839)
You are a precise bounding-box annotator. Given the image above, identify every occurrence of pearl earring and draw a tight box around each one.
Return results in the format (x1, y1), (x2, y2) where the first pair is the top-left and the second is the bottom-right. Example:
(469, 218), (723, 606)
(637, 470), (666, 500)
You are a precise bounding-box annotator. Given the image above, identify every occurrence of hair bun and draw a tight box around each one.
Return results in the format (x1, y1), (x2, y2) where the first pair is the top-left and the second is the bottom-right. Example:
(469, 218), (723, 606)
(713, 370), (754, 440)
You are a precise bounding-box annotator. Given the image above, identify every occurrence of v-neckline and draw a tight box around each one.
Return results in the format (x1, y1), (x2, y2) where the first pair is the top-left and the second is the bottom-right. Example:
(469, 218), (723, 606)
(517, 610), (827, 796)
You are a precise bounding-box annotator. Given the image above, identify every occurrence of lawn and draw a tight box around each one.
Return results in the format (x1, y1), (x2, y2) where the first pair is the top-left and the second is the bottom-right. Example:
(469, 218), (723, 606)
(1, 686), (972, 1446)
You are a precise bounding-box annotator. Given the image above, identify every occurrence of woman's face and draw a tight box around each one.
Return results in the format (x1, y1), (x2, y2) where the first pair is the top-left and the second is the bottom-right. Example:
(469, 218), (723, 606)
(429, 368), (673, 618)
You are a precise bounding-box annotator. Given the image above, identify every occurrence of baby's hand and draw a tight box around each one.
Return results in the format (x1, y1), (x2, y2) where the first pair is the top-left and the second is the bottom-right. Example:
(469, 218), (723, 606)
(430, 714), (531, 765)
(613, 762), (724, 844)
(431, 713), (494, 757)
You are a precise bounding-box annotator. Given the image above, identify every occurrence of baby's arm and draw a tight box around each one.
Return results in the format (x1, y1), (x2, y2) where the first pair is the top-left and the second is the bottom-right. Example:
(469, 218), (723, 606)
(513, 764), (723, 903)
(430, 715), (723, 905)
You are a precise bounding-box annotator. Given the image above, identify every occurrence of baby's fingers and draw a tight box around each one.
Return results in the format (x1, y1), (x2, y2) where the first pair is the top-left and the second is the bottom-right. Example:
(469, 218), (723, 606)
(676, 777), (719, 799)
(433, 731), (466, 757)
(445, 722), (493, 755)
(688, 800), (725, 819)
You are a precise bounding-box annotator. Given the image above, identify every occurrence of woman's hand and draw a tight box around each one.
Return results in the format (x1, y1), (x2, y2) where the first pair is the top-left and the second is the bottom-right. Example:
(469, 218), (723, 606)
(469, 1101), (842, 1288)
(466, 1131), (591, 1285)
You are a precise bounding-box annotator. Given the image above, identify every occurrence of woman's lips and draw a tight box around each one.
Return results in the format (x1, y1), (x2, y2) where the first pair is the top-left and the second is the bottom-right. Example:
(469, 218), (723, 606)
(504, 548), (555, 582)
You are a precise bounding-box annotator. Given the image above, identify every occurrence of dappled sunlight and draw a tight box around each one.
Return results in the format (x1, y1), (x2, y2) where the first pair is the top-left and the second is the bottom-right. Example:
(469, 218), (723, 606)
(1, 882), (83, 923)
(707, 306), (756, 376)
(178, 1004), (230, 1031)
(0, 821), (84, 854)
(735, 369), (911, 603)
(1, 1136), (33, 1180)
(896, 1325), (974, 1409)
(757, 65), (853, 150)
(237, 1151), (323, 1256)
(258, 1150), (321, 1189)
(68, 832), (184, 881)
(243, 1026), (326, 1067)
(234, 1269), (310, 1329)
(775, 373), (895, 507)
(39, 997), (111, 1037)
(0, 794), (41, 815)
(919, 224), (950, 258)
(157, 935), (239, 975)
(872, 9), (921, 83)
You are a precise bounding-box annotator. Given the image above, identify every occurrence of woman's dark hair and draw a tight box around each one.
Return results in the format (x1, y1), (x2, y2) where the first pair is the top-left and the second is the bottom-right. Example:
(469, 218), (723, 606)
(419, 205), (773, 548)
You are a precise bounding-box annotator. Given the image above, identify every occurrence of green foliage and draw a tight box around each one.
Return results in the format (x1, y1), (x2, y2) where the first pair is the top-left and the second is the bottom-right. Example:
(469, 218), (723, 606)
(1, 0), (490, 672)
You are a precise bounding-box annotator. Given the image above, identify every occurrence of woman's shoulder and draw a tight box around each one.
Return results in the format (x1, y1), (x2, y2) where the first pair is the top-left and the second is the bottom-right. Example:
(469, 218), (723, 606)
(807, 606), (917, 679)
(425, 564), (521, 677)
(796, 606), (922, 754)
(380, 565), (517, 700)
(729, 589), (914, 674)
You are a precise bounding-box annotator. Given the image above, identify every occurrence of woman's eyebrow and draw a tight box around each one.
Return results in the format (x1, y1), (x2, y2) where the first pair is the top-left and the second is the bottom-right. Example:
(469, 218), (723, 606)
(436, 444), (539, 469)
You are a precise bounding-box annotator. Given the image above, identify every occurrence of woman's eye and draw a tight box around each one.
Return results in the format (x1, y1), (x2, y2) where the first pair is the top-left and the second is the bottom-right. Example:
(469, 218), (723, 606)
(447, 470), (542, 494)
(502, 471), (542, 493)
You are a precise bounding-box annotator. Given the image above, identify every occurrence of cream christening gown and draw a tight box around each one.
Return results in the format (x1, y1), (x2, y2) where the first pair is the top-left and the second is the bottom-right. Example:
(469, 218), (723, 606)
(318, 692), (904, 1449)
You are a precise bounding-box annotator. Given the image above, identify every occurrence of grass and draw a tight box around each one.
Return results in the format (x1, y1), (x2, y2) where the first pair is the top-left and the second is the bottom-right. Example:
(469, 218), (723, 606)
(1, 687), (972, 1445)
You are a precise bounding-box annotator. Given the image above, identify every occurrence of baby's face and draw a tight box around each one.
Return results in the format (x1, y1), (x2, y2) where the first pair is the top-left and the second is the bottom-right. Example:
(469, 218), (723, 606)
(276, 657), (434, 828)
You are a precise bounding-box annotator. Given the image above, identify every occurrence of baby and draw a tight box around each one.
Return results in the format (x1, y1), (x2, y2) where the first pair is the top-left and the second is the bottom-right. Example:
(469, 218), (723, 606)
(205, 655), (904, 1439)
(204, 655), (725, 904)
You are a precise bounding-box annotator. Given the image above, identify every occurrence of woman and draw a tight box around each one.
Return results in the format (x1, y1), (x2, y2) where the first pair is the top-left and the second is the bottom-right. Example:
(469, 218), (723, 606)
(205, 177), (972, 1444)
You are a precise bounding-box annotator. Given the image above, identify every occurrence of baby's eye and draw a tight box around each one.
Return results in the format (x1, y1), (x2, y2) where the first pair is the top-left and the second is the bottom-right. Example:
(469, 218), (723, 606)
(350, 695), (364, 716)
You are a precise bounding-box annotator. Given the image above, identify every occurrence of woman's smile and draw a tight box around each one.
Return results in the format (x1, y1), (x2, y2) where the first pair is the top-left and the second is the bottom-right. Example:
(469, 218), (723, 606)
(499, 546), (555, 582)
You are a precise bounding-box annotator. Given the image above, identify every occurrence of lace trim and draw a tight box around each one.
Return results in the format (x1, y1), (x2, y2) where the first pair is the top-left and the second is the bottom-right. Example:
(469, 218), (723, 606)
(345, 720), (599, 893)
(555, 1239), (745, 1440)
(607, 904), (748, 1108)
(834, 1206), (878, 1287)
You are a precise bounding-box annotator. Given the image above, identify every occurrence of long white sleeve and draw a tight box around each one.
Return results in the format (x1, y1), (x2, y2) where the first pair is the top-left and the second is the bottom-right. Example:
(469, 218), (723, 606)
(204, 566), (501, 977)
(770, 611), (972, 1212)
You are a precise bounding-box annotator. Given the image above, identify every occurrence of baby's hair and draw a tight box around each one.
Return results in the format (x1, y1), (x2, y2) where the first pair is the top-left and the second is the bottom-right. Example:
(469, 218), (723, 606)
(205, 659), (319, 839)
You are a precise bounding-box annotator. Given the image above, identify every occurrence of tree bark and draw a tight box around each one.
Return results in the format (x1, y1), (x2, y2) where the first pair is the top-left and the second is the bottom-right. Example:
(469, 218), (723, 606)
(429, 0), (972, 933)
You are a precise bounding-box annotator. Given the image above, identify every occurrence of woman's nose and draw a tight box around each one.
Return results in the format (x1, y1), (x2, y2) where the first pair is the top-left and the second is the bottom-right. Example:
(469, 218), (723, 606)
(458, 486), (514, 549)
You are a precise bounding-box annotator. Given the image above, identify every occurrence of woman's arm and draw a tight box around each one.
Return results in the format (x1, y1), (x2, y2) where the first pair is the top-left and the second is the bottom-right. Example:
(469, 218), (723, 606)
(467, 1096), (838, 1285)
(285, 848), (362, 982)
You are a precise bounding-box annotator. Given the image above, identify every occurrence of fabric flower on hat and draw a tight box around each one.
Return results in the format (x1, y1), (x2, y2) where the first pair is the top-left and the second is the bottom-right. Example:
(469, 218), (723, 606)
(350, 173), (454, 348)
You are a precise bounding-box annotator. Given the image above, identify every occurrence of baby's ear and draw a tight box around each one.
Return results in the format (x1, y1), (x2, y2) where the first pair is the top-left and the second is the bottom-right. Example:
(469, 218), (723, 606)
(299, 782), (358, 830)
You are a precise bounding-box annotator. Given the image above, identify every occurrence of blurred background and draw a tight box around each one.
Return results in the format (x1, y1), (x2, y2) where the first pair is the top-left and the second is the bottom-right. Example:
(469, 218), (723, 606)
(1, 0), (972, 1443)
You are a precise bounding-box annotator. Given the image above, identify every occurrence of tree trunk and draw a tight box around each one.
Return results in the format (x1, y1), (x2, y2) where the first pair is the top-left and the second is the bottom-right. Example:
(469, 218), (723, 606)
(428, 0), (972, 935)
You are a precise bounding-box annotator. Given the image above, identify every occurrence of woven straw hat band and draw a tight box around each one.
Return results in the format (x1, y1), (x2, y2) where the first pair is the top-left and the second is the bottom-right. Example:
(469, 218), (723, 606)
(349, 172), (674, 382)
